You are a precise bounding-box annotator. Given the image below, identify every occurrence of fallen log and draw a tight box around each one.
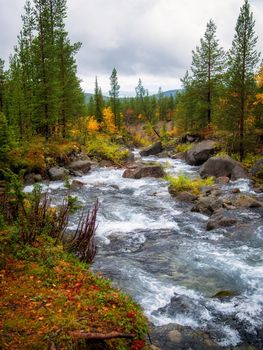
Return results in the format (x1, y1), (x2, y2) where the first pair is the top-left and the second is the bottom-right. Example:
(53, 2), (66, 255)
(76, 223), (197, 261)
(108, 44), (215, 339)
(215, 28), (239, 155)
(68, 331), (135, 340)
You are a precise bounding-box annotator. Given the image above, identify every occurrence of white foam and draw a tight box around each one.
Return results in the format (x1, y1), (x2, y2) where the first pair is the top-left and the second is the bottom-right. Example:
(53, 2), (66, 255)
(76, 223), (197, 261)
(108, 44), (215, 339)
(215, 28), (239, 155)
(24, 181), (65, 193)
(217, 325), (241, 347)
(97, 212), (179, 238)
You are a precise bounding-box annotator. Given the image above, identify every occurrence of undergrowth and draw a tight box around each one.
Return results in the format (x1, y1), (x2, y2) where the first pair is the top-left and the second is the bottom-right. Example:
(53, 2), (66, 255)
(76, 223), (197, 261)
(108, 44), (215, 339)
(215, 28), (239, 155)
(85, 136), (130, 164)
(0, 173), (148, 349)
(0, 231), (148, 350)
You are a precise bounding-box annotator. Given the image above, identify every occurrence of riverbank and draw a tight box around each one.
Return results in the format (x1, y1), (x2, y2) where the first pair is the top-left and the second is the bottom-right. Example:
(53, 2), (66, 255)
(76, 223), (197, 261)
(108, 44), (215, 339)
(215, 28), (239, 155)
(0, 228), (148, 350)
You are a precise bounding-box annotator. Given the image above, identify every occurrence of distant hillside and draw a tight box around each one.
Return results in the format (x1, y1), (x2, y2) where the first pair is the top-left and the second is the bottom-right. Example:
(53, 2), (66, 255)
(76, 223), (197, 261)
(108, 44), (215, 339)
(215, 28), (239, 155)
(84, 89), (182, 103)
(156, 89), (182, 97)
(84, 93), (109, 103)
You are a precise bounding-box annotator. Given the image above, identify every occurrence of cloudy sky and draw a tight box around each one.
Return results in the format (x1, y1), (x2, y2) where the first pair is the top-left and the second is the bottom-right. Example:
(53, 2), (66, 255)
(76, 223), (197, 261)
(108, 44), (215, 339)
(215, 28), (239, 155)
(0, 0), (262, 96)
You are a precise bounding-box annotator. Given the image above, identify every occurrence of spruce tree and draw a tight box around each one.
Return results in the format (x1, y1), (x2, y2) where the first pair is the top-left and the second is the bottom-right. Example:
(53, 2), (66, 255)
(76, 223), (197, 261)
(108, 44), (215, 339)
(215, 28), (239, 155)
(0, 59), (5, 112)
(5, 0), (85, 140)
(109, 68), (120, 129)
(0, 112), (10, 162)
(191, 19), (225, 125)
(227, 0), (260, 160)
(94, 77), (104, 123)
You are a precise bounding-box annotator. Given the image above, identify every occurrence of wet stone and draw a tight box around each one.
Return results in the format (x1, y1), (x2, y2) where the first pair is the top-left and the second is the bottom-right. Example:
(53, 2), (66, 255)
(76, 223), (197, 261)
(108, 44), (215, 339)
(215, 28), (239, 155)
(167, 330), (182, 343)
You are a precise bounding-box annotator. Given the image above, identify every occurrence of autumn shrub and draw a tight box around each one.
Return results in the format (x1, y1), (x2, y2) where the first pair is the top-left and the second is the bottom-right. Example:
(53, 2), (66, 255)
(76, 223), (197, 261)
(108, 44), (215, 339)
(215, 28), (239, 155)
(176, 143), (193, 153)
(68, 199), (98, 264)
(7, 137), (81, 173)
(241, 153), (262, 169)
(86, 135), (130, 164)
(166, 173), (214, 195)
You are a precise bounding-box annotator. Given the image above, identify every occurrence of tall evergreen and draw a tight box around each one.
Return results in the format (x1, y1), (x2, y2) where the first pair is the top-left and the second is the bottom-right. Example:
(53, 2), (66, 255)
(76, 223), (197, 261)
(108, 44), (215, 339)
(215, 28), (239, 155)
(109, 68), (120, 129)
(0, 59), (5, 112)
(227, 0), (260, 160)
(4, 0), (85, 141)
(0, 112), (10, 162)
(94, 77), (104, 123)
(191, 19), (225, 125)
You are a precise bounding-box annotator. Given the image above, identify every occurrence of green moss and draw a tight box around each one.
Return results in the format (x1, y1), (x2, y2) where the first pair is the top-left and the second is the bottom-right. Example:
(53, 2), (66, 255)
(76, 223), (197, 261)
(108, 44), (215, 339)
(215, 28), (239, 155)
(166, 173), (214, 195)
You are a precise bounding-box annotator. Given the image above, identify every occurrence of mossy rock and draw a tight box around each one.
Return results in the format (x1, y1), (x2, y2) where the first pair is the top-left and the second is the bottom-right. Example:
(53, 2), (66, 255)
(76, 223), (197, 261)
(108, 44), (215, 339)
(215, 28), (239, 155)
(212, 290), (238, 299)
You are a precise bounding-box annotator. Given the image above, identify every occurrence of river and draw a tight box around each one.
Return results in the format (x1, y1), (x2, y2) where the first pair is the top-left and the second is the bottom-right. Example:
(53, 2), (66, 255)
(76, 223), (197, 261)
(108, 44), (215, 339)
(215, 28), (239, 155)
(24, 152), (263, 349)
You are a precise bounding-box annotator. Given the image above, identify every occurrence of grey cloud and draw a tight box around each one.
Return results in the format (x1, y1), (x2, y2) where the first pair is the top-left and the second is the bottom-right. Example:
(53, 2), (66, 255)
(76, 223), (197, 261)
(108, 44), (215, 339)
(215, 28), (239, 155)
(0, 0), (263, 93)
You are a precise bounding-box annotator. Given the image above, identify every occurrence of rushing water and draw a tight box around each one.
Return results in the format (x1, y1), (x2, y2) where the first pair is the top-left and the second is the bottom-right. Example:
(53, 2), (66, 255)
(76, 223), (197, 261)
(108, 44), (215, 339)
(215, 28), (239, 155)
(24, 153), (263, 348)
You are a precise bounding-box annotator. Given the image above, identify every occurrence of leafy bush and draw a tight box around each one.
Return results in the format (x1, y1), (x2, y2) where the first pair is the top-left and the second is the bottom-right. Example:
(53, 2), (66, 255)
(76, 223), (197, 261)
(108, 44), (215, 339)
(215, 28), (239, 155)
(176, 143), (193, 153)
(166, 173), (214, 195)
(242, 153), (262, 169)
(86, 136), (130, 164)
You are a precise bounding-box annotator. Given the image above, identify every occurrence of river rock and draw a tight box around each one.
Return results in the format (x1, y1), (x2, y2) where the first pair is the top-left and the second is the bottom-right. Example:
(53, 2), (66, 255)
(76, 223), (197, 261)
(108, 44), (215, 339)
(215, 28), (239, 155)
(140, 141), (162, 156)
(191, 196), (223, 215)
(234, 195), (262, 208)
(67, 160), (92, 174)
(48, 166), (69, 181)
(168, 330), (182, 343)
(170, 152), (186, 160)
(24, 173), (43, 184)
(122, 149), (135, 163)
(253, 184), (263, 193)
(199, 156), (249, 181)
(185, 140), (218, 166)
(168, 188), (198, 202)
(216, 176), (230, 185)
(179, 133), (201, 143)
(251, 158), (263, 178)
(199, 185), (221, 197)
(70, 180), (85, 190)
(206, 212), (237, 231)
(149, 323), (218, 350)
(123, 165), (165, 179)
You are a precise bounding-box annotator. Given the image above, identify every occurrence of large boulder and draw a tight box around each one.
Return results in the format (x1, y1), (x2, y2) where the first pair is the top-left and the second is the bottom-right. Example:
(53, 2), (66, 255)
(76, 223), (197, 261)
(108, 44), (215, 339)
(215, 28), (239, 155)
(185, 140), (218, 166)
(123, 165), (165, 179)
(199, 156), (249, 181)
(48, 166), (69, 181)
(67, 160), (92, 174)
(140, 141), (162, 157)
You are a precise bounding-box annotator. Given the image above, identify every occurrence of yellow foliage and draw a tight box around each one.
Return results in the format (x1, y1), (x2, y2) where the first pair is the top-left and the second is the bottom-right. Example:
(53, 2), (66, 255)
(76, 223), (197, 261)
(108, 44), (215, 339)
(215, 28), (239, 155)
(102, 107), (116, 133)
(256, 93), (263, 104)
(87, 116), (100, 134)
(256, 65), (263, 87)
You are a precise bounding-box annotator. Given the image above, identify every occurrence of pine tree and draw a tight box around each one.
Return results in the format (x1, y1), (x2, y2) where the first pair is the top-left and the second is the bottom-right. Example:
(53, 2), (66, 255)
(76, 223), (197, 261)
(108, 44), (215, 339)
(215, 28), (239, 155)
(94, 77), (104, 123)
(227, 0), (260, 160)
(57, 32), (84, 138)
(4, 0), (85, 141)
(109, 68), (120, 129)
(0, 59), (5, 112)
(191, 19), (225, 125)
(0, 112), (10, 162)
